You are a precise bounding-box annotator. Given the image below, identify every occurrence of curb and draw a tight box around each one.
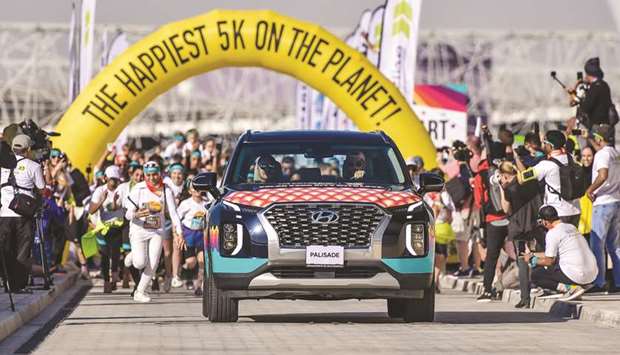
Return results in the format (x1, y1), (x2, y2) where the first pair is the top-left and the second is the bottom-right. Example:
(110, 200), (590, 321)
(0, 270), (80, 342)
(439, 274), (620, 328)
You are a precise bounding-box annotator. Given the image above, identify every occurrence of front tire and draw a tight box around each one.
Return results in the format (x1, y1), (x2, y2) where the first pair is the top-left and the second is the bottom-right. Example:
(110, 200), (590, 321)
(206, 276), (238, 322)
(202, 276), (209, 318)
(402, 283), (435, 323)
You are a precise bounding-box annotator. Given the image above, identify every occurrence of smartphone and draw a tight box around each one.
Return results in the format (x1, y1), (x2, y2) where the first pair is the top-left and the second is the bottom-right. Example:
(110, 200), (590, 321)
(520, 169), (536, 182)
(577, 71), (583, 81)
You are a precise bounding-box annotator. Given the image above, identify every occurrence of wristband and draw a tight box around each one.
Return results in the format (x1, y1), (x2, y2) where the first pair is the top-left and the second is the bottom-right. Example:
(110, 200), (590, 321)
(529, 256), (538, 268)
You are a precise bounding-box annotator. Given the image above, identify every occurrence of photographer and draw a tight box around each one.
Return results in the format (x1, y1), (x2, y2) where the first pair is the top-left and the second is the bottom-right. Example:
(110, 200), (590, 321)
(515, 130), (581, 226)
(441, 140), (481, 277)
(0, 135), (46, 292)
(571, 58), (614, 132)
(473, 130), (509, 302)
(524, 206), (597, 301)
(498, 161), (543, 308)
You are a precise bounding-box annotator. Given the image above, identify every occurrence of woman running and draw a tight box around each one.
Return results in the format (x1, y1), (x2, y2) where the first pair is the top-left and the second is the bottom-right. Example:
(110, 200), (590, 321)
(163, 162), (186, 291)
(89, 165), (124, 293)
(125, 161), (182, 303)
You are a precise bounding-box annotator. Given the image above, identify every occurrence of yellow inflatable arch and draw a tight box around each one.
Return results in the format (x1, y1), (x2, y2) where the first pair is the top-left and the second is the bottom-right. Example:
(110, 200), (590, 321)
(54, 10), (436, 171)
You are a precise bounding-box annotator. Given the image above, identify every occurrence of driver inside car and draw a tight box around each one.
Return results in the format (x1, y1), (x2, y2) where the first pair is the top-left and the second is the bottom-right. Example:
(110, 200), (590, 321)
(343, 152), (367, 181)
(253, 155), (283, 183)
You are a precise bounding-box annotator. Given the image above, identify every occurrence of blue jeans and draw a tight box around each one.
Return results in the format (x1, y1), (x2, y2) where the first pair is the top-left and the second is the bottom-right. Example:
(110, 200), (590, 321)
(590, 201), (620, 288)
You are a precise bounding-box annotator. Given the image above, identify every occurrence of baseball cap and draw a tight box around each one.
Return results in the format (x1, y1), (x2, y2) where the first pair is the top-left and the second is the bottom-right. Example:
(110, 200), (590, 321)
(543, 130), (566, 150)
(104, 165), (121, 180)
(592, 124), (613, 142)
(406, 156), (424, 168)
(12, 134), (32, 150)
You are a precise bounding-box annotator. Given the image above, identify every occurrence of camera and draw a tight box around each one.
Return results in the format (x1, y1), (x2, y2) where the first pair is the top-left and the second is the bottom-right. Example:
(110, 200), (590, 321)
(452, 140), (472, 162)
(17, 120), (60, 162)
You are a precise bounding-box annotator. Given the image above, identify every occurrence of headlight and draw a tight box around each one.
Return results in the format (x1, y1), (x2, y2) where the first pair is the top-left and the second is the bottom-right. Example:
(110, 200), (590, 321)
(405, 223), (426, 256)
(221, 223), (243, 255)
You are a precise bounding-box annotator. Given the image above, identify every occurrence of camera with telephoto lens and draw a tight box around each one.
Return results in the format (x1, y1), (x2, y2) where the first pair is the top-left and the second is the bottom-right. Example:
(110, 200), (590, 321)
(452, 140), (473, 162)
(18, 120), (60, 162)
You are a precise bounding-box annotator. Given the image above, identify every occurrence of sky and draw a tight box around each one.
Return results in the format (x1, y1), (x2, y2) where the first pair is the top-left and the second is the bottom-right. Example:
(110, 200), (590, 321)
(0, 0), (618, 32)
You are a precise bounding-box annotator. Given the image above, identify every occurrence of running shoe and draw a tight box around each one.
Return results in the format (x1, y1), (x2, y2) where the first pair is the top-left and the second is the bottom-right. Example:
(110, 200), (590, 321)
(476, 292), (494, 302)
(194, 287), (203, 297)
(171, 276), (183, 288)
(133, 291), (151, 303)
(186, 280), (195, 291)
(452, 268), (473, 278)
(560, 285), (587, 301)
(163, 276), (172, 293)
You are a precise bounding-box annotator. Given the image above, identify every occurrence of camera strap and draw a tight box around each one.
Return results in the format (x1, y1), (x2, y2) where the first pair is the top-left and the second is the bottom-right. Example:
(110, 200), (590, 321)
(1, 158), (34, 192)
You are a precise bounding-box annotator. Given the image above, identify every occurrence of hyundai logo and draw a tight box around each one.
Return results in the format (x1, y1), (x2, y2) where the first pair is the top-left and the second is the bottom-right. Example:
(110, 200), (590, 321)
(310, 210), (339, 224)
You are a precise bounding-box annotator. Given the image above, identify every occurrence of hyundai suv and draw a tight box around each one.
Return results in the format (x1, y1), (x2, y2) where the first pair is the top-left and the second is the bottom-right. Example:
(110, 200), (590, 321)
(193, 130), (443, 322)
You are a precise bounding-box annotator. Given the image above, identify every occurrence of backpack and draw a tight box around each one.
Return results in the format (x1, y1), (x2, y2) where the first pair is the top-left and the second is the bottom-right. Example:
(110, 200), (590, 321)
(479, 167), (504, 216)
(546, 155), (587, 201)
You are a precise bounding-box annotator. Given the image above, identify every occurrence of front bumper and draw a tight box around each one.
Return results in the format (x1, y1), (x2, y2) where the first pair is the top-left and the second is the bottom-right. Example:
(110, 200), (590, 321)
(211, 251), (433, 300)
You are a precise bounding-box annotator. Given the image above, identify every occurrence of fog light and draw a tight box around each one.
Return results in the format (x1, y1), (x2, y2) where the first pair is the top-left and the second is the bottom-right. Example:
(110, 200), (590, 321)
(221, 223), (243, 255)
(406, 223), (425, 256)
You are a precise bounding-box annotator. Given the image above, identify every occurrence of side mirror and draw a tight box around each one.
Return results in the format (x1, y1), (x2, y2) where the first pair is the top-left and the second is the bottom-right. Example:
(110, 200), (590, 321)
(192, 172), (221, 199)
(418, 173), (444, 194)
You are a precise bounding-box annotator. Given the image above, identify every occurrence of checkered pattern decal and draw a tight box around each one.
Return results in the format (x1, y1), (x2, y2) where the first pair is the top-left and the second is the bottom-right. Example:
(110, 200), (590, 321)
(224, 187), (420, 208)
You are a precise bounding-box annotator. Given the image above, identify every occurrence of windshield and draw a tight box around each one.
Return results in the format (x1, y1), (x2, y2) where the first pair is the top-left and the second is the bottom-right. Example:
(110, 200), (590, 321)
(226, 142), (407, 187)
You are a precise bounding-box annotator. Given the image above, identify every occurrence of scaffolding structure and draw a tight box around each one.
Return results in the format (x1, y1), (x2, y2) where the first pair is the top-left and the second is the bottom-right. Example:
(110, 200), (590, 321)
(1, 22), (620, 135)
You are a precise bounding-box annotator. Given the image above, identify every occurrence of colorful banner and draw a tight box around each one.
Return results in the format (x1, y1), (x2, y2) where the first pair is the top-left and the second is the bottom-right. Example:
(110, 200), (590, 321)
(379, 0), (422, 107)
(412, 84), (469, 148)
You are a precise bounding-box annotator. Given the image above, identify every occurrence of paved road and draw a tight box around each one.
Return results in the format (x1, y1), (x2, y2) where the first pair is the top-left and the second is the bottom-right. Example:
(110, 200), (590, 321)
(20, 281), (618, 354)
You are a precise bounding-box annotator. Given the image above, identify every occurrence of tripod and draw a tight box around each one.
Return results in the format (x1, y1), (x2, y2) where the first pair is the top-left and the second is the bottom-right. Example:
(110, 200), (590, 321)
(33, 210), (52, 290)
(0, 247), (15, 311)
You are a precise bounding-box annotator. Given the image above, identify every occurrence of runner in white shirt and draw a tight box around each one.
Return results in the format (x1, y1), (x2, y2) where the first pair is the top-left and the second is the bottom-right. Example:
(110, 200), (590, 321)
(163, 132), (185, 161)
(124, 161), (182, 303)
(89, 165), (124, 293)
(175, 184), (210, 295)
(163, 162), (186, 290)
(524, 206), (597, 301)
(584, 124), (620, 290)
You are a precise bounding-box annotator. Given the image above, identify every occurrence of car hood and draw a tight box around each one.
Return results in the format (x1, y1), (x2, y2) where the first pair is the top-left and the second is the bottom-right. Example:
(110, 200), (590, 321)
(224, 187), (420, 209)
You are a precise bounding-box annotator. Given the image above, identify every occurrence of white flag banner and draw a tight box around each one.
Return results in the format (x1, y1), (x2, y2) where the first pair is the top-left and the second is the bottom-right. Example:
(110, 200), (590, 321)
(104, 31), (129, 66)
(79, 0), (96, 92)
(366, 6), (385, 67)
(67, 0), (79, 104)
(309, 89), (325, 130)
(296, 83), (312, 129)
(379, 0), (422, 106)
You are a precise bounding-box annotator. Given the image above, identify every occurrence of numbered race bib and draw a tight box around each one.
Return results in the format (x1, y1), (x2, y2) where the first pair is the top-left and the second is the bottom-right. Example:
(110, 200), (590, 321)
(190, 211), (206, 230)
(144, 215), (161, 229)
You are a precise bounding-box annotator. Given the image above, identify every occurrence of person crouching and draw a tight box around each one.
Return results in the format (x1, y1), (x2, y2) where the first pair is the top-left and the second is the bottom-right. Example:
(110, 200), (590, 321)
(523, 206), (597, 301)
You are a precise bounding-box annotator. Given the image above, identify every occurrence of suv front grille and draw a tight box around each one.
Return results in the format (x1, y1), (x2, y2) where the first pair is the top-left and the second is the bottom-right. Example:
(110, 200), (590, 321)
(263, 203), (385, 248)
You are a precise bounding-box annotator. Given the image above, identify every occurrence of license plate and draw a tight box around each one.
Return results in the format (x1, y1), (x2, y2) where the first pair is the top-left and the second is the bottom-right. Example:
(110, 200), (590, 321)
(306, 245), (344, 267)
